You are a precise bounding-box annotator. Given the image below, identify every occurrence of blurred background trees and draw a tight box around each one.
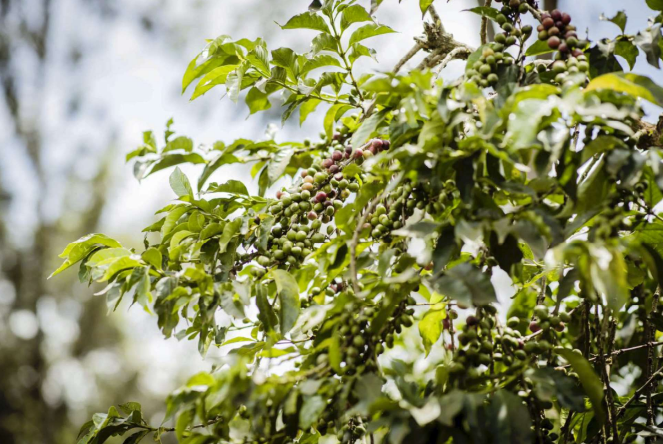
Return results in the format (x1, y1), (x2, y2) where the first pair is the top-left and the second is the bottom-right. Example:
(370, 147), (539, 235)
(0, 0), (652, 443)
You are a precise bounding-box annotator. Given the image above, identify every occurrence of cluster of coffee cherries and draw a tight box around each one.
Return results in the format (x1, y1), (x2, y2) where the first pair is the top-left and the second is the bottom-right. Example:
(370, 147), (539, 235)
(449, 305), (498, 376)
(537, 9), (585, 58)
(306, 279), (349, 307)
(378, 295), (416, 352)
(336, 417), (367, 444)
(467, 1), (534, 87)
(315, 304), (377, 378)
(362, 182), (421, 241)
(538, 55), (589, 85)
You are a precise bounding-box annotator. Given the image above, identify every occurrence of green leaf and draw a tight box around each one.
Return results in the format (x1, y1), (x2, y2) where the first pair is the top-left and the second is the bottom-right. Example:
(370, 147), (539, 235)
(430, 263), (497, 307)
(299, 99), (321, 125)
(340, 5), (373, 32)
(100, 256), (142, 282)
(555, 348), (605, 425)
(219, 219), (241, 253)
(226, 62), (250, 103)
(311, 33), (338, 54)
(245, 87), (271, 114)
(614, 39), (638, 70)
(141, 248), (162, 270)
(635, 24), (662, 69)
(528, 367), (586, 412)
(350, 109), (387, 148)
(256, 285), (278, 334)
(169, 167), (194, 198)
(348, 24), (395, 46)
(586, 73), (663, 107)
(272, 269), (300, 334)
(418, 304), (445, 356)
(122, 431), (149, 444)
(600, 11), (627, 33)
(370, 0), (384, 13)
(648, 0), (663, 10)
(299, 396), (326, 429)
(278, 11), (329, 33)
(161, 205), (188, 237)
(190, 65), (237, 100)
(163, 136), (193, 153)
(87, 248), (132, 268)
(271, 47), (298, 73)
(488, 390), (533, 444)
(268, 148), (294, 185)
(329, 329), (342, 372)
(324, 103), (347, 140)
(182, 52), (224, 94)
(134, 267), (152, 308)
(348, 43), (377, 64)
(525, 40), (554, 57)
(207, 180), (249, 196)
(420, 0), (434, 16)
(138, 153), (207, 180)
(301, 55), (342, 76)
(50, 234), (122, 278)
(465, 6), (499, 21)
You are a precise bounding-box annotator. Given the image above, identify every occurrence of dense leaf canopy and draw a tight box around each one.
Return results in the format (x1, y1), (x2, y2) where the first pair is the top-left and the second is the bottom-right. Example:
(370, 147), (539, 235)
(54, 1), (663, 443)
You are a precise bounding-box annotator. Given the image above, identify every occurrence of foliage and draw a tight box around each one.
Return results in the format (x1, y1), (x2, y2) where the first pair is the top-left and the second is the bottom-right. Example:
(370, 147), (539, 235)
(55, 1), (663, 443)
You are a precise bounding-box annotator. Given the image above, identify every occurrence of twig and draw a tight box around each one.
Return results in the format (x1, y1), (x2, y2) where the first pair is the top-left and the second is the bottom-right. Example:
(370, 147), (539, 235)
(480, 0), (492, 45)
(525, 4), (543, 21)
(646, 289), (660, 443)
(392, 42), (424, 74)
(615, 363), (663, 420)
(433, 46), (474, 76)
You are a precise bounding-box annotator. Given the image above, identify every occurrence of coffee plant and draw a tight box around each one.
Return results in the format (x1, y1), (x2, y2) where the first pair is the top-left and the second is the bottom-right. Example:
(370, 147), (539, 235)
(53, 1), (663, 443)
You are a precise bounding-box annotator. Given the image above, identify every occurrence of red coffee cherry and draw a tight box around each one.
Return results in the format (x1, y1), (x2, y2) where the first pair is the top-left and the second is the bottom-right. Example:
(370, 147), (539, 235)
(548, 36), (561, 49)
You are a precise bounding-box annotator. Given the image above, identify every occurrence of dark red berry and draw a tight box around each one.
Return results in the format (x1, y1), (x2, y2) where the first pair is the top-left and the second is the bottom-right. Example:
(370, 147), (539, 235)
(572, 48), (584, 57)
(315, 192), (327, 202)
(558, 42), (568, 53)
(321, 158), (333, 169)
(548, 36), (561, 49)
(332, 151), (343, 161)
(529, 321), (541, 333)
(329, 164), (340, 174)
(344, 145), (353, 155)
(443, 318), (451, 330)
(537, 24), (544, 32)
(332, 133), (341, 141)
(383, 140), (390, 150)
(353, 149), (363, 159)
(562, 13), (571, 24)
(467, 315), (479, 327)
(334, 173), (344, 181)
(548, 26), (559, 36)
(371, 139), (384, 152)
(542, 17), (554, 29)
(276, 190), (283, 199)
(307, 211), (318, 220)
(551, 9), (562, 21)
